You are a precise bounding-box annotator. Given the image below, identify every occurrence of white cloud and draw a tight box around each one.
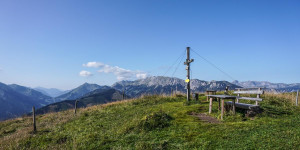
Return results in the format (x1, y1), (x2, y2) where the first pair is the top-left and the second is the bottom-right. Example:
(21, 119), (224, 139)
(83, 61), (148, 81)
(82, 62), (104, 68)
(79, 70), (93, 77)
(136, 73), (148, 79)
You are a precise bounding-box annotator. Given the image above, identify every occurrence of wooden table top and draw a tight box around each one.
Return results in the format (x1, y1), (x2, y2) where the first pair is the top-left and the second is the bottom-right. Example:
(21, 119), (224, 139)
(206, 95), (237, 99)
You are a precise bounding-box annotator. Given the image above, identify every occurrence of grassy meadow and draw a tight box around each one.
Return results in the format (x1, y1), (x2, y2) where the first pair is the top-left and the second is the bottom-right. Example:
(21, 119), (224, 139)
(0, 92), (300, 149)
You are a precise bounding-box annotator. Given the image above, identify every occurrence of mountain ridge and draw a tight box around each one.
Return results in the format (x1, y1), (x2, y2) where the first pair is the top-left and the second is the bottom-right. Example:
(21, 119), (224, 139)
(112, 76), (241, 97)
(9, 84), (55, 105)
(232, 80), (300, 92)
(55, 83), (105, 101)
(35, 88), (125, 115)
(0, 82), (40, 120)
(2, 77), (300, 120)
(34, 87), (69, 97)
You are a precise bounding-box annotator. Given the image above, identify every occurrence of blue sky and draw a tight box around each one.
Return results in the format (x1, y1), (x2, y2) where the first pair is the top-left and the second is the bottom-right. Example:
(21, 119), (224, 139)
(0, 0), (299, 90)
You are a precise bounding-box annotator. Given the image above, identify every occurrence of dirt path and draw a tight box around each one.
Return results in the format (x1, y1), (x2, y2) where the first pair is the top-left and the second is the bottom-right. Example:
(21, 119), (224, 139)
(190, 112), (221, 124)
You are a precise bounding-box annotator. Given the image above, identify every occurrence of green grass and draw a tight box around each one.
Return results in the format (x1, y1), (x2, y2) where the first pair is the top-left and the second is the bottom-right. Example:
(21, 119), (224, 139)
(1, 94), (300, 149)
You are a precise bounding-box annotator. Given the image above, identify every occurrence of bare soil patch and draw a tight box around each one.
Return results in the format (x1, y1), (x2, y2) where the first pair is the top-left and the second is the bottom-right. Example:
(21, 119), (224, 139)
(190, 112), (221, 124)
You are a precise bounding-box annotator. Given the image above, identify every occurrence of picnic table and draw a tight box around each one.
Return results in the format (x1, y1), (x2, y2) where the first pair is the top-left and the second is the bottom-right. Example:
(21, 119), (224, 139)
(206, 95), (237, 120)
(206, 88), (264, 120)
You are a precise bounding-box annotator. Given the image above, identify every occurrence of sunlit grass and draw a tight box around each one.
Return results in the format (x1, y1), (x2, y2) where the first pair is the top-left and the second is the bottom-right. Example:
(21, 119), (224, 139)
(0, 93), (299, 149)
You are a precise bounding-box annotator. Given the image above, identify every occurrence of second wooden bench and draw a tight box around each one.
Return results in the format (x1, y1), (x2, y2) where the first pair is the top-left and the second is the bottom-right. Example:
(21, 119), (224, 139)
(225, 88), (264, 116)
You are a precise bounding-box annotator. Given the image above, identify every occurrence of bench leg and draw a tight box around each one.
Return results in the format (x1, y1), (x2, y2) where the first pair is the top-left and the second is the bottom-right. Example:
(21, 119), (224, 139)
(218, 98), (221, 111)
(209, 97), (213, 114)
(232, 99), (236, 115)
(221, 99), (224, 120)
(255, 101), (258, 105)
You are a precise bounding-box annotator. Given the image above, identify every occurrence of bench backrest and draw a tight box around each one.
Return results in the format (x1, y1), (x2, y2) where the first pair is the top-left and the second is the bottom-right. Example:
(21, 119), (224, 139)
(234, 88), (264, 105)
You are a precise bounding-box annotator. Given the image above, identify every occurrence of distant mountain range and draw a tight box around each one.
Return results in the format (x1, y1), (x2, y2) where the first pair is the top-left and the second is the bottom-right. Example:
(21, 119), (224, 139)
(35, 77), (241, 115)
(112, 76), (240, 97)
(9, 84), (55, 105)
(0, 82), (110, 120)
(1, 76), (300, 121)
(0, 83), (55, 120)
(55, 83), (110, 101)
(34, 87), (69, 97)
(35, 88), (125, 115)
(232, 80), (300, 92)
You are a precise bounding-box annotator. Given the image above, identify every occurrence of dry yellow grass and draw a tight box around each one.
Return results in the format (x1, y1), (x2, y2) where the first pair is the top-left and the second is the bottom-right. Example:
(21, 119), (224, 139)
(264, 92), (298, 105)
(0, 97), (139, 150)
(0, 109), (78, 149)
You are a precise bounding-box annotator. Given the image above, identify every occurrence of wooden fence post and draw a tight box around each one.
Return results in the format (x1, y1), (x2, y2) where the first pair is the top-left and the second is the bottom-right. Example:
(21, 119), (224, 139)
(32, 106), (36, 132)
(232, 99), (236, 115)
(195, 93), (199, 101)
(296, 90), (299, 106)
(122, 90), (125, 100)
(256, 88), (261, 105)
(218, 98), (221, 111)
(74, 100), (78, 114)
(221, 99), (224, 120)
(237, 89), (240, 103)
(225, 86), (229, 95)
(206, 91), (209, 101)
(209, 97), (213, 114)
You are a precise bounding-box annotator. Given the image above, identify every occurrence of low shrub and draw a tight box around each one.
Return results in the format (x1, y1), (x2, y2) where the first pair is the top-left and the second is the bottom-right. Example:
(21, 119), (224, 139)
(138, 110), (173, 131)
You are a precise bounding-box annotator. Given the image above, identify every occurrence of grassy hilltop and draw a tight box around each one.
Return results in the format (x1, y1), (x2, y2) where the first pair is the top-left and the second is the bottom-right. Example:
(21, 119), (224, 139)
(1, 93), (300, 149)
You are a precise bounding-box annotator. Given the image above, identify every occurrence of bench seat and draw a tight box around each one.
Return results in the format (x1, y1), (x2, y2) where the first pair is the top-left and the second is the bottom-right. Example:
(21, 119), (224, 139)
(236, 96), (262, 101)
(225, 101), (259, 110)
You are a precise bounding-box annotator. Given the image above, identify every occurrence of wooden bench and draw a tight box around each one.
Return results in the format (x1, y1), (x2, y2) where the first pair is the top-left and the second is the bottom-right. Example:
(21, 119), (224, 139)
(225, 88), (264, 116)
